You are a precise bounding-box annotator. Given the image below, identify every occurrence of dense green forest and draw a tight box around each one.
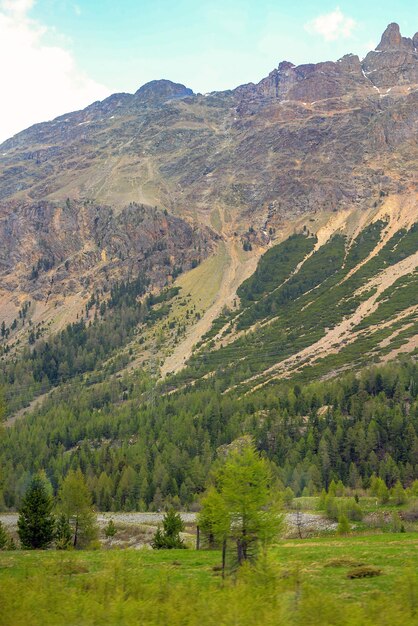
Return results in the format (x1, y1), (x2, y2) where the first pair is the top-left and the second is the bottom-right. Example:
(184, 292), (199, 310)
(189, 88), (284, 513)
(0, 279), (180, 415)
(0, 223), (417, 513)
(0, 359), (417, 511)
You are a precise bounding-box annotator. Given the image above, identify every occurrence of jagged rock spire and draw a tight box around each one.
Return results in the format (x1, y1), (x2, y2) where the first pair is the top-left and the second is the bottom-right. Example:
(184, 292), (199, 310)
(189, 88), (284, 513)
(376, 22), (414, 51)
(377, 23), (402, 50)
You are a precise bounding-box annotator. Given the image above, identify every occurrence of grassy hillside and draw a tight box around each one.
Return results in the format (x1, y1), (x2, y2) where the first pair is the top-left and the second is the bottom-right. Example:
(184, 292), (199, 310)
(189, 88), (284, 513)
(172, 221), (418, 392)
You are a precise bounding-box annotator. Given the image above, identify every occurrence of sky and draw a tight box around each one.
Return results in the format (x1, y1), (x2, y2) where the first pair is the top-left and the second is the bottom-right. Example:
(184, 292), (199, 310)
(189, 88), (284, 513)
(0, 0), (417, 142)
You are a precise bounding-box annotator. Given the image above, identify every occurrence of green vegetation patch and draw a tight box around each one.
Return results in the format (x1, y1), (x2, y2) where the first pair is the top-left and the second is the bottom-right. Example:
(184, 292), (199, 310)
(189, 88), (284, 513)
(0, 534), (417, 625)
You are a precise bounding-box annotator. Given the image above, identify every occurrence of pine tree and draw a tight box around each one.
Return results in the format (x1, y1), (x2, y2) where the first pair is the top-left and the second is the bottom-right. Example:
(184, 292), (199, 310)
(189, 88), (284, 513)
(58, 469), (98, 549)
(152, 509), (185, 549)
(198, 486), (229, 549)
(17, 475), (55, 549)
(392, 480), (407, 506)
(104, 519), (117, 539)
(377, 480), (390, 505)
(283, 487), (295, 507)
(199, 441), (282, 569)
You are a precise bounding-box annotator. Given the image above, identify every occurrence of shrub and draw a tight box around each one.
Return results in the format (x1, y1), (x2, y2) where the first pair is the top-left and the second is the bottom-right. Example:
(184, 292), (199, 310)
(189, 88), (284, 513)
(347, 566), (382, 579)
(104, 519), (117, 539)
(344, 500), (363, 522)
(390, 512), (405, 533)
(152, 510), (186, 550)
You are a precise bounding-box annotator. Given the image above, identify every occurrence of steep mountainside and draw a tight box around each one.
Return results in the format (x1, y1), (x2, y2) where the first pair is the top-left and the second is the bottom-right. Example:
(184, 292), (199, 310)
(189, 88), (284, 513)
(0, 24), (418, 513)
(0, 22), (417, 399)
(2, 23), (418, 225)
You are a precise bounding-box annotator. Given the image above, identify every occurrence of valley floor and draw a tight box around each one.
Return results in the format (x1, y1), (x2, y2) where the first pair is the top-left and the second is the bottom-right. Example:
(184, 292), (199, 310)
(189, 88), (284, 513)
(0, 511), (337, 550)
(0, 533), (417, 625)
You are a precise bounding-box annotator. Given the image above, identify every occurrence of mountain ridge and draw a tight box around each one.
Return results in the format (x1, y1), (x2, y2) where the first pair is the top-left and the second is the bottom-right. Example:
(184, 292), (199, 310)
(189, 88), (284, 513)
(0, 22), (417, 399)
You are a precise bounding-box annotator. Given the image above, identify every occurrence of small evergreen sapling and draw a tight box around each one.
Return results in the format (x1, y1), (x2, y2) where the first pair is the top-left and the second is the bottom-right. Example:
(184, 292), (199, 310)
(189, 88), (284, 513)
(104, 519), (117, 539)
(392, 481), (407, 506)
(152, 510), (185, 549)
(337, 514), (350, 535)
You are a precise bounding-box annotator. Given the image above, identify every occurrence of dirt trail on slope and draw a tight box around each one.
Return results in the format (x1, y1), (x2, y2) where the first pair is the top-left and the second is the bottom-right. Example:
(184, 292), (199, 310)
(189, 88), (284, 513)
(161, 237), (260, 376)
(3, 389), (53, 428)
(245, 249), (418, 392)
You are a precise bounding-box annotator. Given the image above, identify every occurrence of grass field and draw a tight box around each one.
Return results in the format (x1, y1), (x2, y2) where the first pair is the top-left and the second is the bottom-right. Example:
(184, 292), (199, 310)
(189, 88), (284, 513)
(1, 533), (417, 625)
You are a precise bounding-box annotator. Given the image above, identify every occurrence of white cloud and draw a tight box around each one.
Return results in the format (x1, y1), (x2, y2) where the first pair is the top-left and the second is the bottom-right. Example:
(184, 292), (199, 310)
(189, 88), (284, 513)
(305, 7), (356, 42)
(0, 0), (110, 143)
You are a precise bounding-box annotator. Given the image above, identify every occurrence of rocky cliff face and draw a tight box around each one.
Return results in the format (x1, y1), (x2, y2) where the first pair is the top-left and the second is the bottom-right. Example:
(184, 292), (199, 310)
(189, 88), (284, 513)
(0, 198), (215, 309)
(363, 23), (418, 88)
(0, 24), (418, 330)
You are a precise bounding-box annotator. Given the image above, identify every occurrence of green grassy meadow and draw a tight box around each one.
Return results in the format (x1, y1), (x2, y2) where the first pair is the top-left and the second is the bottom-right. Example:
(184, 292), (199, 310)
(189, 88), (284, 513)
(1, 534), (417, 626)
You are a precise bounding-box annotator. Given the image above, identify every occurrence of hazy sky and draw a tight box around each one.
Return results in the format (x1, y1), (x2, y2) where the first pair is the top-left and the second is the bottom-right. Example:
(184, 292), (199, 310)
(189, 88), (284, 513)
(1, 0), (418, 142)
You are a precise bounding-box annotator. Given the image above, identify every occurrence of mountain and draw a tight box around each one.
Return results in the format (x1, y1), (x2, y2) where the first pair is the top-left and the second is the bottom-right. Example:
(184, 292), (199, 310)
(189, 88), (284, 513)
(0, 23), (417, 514)
(0, 22), (417, 404)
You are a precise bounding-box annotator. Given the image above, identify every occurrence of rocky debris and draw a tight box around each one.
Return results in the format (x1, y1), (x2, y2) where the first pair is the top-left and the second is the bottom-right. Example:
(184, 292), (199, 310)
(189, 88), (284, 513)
(97, 512), (196, 526)
(285, 513), (338, 536)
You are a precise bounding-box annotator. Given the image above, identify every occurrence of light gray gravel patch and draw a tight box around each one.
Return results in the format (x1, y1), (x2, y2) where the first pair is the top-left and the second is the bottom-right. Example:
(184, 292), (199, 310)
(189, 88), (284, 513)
(286, 512), (337, 532)
(1, 511), (333, 531)
(98, 512), (197, 526)
(0, 513), (18, 530)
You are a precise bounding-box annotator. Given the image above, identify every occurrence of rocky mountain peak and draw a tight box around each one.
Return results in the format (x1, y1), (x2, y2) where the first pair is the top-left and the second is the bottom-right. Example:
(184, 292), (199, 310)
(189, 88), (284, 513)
(134, 79), (193, 104)
(278, 61), (295, 72)
(376, 23), (410, 51)
(362, 23), (418, 88)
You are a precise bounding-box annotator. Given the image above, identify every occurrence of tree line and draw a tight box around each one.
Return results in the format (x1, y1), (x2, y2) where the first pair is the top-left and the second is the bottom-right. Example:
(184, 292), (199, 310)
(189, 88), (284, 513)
(0, 360), (417, 512)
